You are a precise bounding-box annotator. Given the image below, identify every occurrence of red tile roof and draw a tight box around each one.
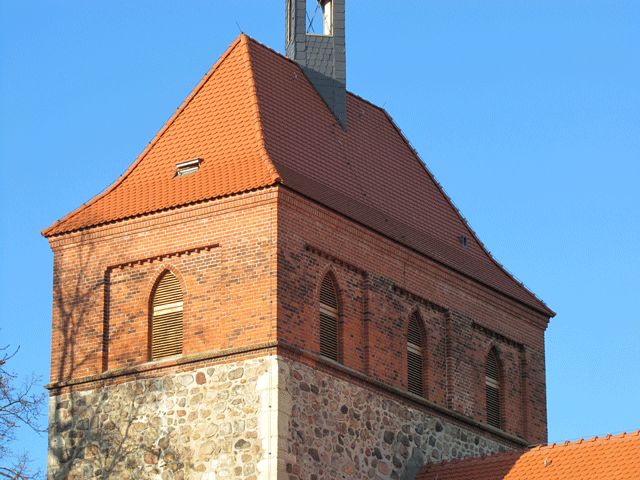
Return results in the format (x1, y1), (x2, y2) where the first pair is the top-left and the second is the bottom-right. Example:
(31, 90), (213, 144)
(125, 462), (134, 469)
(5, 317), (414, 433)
(418, 431), (640, 480)
(43, 34), (553, 316)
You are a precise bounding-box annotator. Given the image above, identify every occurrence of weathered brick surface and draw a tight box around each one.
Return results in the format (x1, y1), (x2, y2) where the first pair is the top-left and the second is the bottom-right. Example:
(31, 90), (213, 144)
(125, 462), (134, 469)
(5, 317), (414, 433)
(277, 188), (548, 443)
(48, 189), (278, 384)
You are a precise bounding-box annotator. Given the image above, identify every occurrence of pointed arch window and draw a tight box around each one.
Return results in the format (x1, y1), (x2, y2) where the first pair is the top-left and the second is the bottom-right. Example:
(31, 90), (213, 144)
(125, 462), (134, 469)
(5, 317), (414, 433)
(407, 311), (425, 396)
(150, 271), (183, 360)
(319, 274), (339, 361)
(485, 348), (502, 429)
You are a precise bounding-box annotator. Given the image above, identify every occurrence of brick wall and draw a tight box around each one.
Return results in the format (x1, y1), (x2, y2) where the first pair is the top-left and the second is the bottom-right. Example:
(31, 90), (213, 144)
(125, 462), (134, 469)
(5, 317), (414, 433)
(277, 188), (549, 443)
(47, 184), (549, 448)
(48, 189), (278, 384)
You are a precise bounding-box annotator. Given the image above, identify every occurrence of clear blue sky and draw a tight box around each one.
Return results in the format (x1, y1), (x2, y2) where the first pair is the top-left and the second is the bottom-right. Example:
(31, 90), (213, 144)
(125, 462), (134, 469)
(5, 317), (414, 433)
(1, 0), (638, 472)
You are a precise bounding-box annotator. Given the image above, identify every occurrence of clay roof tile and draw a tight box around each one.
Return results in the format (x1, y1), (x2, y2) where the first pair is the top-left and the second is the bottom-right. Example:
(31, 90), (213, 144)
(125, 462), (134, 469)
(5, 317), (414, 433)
(418, 430), (640, 480)
(43, 34), (553, 316)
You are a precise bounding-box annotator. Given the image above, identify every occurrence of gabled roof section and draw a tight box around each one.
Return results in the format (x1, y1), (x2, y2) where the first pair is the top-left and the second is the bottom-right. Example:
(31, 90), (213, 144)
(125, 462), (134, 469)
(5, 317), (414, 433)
(43, 35), (279, 238)
(44, 35), (553, 317)
(418, 431), (640, 480)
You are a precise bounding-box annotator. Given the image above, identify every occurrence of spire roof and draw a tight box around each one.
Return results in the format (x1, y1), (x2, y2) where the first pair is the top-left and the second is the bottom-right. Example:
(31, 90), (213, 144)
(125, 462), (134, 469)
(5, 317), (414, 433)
(43, 34), (553, 316)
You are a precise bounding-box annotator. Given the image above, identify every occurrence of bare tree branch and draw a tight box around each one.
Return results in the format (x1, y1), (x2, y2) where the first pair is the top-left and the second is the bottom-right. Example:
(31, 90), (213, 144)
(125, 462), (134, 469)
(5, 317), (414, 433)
(0, 338), (45, 479)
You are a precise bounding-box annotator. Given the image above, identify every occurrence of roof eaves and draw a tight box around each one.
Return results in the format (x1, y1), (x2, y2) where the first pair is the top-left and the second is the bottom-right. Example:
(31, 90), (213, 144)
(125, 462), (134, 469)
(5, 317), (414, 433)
(372, 102), (554, 317)
(42, 184), (279, 239)
(279, 182), (552, 320)
(419, 449), (526, 477)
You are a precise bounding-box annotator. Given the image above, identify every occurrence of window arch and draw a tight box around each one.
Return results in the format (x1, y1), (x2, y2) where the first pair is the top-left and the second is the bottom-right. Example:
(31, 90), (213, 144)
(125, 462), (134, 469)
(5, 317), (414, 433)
(150, 270), (184, 360)
(319, 273), (339, 361)
(407, 311), (425, 396)
(485, 348), (502, 429)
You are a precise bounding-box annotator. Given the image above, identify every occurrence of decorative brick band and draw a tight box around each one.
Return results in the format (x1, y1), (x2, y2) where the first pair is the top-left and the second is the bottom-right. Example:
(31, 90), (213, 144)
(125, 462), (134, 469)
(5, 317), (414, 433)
(472, 321), (525, 351)
(392, 284), (448, 313)
(46, 341), (278, 393)
(307, 243), (450, 315)
(305, 243), (368, 276)
(108, 243), (220, 270)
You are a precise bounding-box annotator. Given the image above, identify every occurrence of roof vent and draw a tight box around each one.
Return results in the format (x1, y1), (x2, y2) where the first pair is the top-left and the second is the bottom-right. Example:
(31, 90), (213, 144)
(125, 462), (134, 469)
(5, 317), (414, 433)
(459, 235), (469, 248)
(175, 158), (202, 177)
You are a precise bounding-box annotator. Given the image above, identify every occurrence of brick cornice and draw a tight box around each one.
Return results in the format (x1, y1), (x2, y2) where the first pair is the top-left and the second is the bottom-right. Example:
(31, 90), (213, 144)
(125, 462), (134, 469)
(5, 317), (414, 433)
(46, 341), (278, 393)
(304, 243), (367, 276)
(472, 321), (525, 352)
(392, 284), (448, 313)
(48, 187), (278, 250)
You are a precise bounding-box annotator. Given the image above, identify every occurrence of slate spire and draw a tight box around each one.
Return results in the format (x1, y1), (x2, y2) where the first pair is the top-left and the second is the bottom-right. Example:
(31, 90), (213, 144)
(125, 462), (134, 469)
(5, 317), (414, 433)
(285, 0), (347, 127)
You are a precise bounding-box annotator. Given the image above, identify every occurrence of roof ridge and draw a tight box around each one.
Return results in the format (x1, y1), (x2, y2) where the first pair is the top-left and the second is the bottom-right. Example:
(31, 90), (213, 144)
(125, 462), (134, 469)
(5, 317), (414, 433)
(241, 35), (398, 121)
(42, 35), (246, 238)
(241, 35), (384, 108)
(538, 430), (640, 449)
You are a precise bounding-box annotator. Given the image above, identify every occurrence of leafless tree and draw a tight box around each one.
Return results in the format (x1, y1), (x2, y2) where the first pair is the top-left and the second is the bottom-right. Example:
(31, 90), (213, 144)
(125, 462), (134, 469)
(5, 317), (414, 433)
(0, 342), (46, 479)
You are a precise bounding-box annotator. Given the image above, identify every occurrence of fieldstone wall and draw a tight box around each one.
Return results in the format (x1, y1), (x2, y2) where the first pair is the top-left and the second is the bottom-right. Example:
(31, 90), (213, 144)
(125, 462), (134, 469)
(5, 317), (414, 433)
(47, 356), (279, 480)
(48, 355), (516, 480)
(281, 358), (513, 480)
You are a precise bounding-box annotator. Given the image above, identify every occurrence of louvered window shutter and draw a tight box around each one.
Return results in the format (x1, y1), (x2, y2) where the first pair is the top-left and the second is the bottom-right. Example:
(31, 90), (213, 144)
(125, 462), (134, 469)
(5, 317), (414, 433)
(151, 271), (184, 360)
(485, 349), (501, 429)
(407, 312), (424, 396)
(319, 275), (339, 361)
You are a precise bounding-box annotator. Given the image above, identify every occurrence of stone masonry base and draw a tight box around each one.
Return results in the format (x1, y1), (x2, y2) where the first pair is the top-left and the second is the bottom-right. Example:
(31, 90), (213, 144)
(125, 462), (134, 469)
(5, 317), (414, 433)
(281, 357), (511, 480)
(48, 355), (513, 479)
(48, 356), (279, 480)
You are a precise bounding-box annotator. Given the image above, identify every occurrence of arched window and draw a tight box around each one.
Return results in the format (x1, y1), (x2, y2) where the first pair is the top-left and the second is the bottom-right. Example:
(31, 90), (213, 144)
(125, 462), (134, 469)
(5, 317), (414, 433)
(150, 271), (183, 360)
(319, 274), (339, 361)
(407, 311), (425, 396)
(485, 348), (501, 429)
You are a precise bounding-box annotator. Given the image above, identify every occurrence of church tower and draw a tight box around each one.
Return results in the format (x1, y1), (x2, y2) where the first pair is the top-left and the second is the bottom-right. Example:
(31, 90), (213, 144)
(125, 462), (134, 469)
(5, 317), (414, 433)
(45, 2), (553, 479)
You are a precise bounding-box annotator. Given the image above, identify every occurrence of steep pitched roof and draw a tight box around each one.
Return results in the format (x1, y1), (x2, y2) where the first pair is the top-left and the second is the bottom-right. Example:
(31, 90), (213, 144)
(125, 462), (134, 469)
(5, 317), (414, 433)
(43, 36), (278, 238)
(43, 34), (553, 316)
(418, 431), (640, 480)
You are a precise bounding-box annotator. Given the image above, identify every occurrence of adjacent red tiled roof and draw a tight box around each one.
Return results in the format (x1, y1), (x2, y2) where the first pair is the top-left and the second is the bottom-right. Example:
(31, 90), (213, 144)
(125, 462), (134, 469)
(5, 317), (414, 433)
(43, 34), (553, 316)
(418, 431), (640, 480)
